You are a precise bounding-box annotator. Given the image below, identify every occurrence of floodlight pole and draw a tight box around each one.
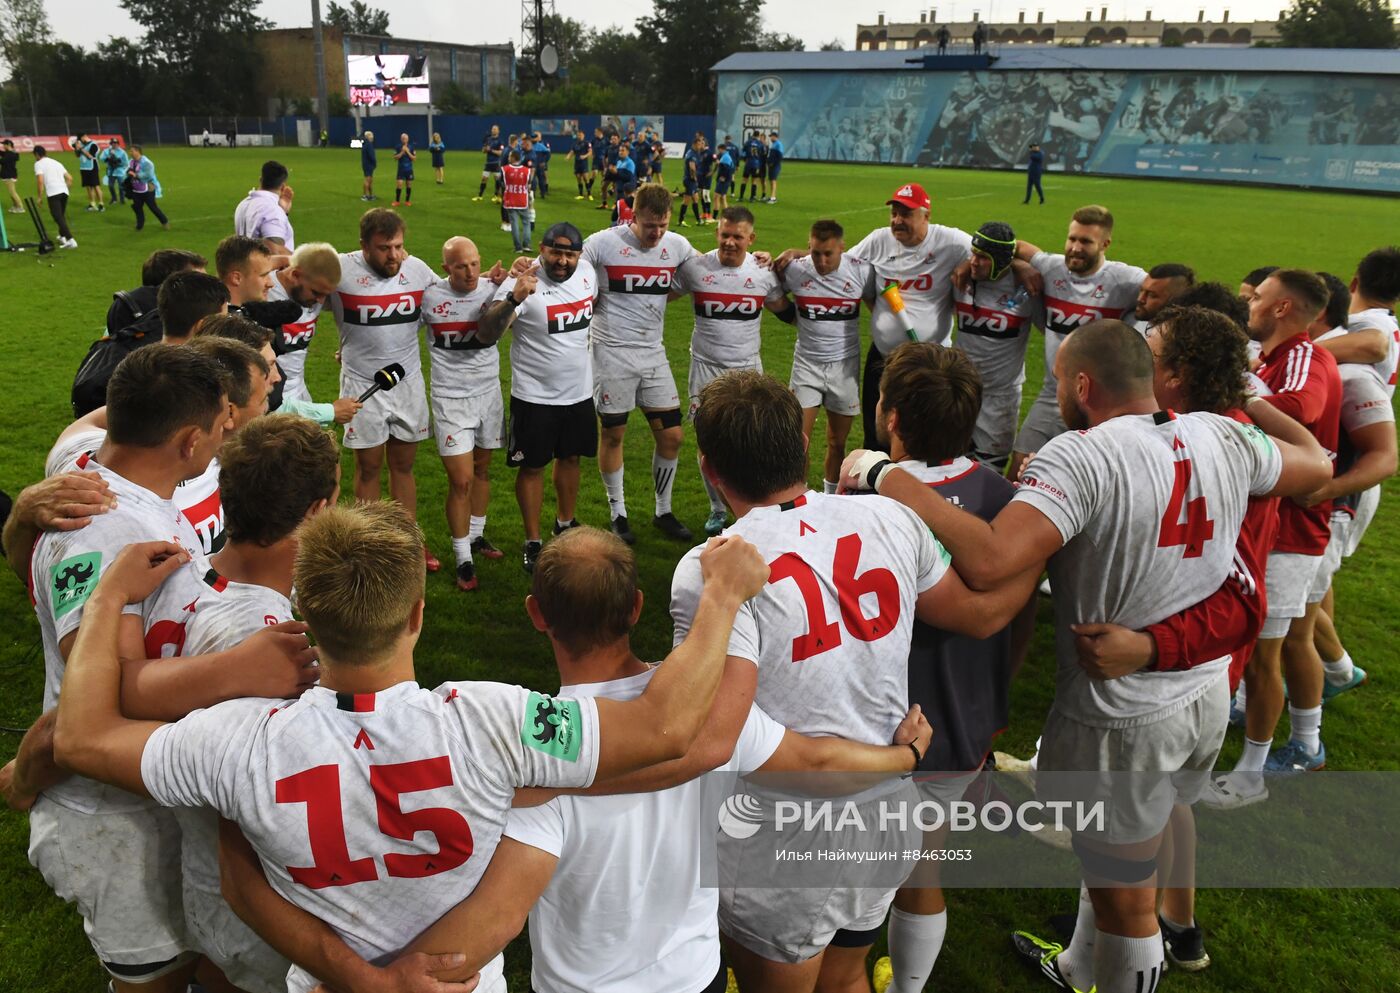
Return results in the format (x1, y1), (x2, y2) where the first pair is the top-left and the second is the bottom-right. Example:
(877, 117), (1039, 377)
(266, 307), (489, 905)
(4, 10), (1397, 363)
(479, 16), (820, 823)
(311, 0), (331, 138)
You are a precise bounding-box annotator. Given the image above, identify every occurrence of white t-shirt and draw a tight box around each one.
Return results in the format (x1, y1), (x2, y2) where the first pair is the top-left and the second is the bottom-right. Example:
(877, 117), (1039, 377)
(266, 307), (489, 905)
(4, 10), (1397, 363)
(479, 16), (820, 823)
(850, 224), (973, 351)
(952, 269), (1040, 392)
(671, 491), (946, 745)
(1014, 410), (1283, 728)
(1339, 362), (1395, 432)
(1346, 308), (1399, 397)
(678, 251), (785, 367)
(421, 280), (501, 399)
(31, 453), (207, 815)
(782, 254), (875, 363)
(1029, 251), (1147, 381)
(34, 156), (69, 197)
(583, 227), (698, 350)
(266, 276), (325, 395)
(140, 679), (600, 992)
(331, 252), (438, 381)
(504, 668), (785, 993)
(495, 258), (598, 405)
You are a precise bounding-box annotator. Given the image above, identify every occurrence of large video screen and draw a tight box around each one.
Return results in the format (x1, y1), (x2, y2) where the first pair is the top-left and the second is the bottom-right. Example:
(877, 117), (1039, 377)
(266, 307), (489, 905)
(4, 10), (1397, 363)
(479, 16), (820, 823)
(347, 54), (430, 107)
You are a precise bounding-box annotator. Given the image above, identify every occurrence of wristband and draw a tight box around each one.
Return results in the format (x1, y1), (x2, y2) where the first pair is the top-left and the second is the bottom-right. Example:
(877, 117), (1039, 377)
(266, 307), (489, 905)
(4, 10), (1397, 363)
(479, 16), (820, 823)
(866, 458), (894, 492)
(908, 741), (923, 768)
(509, 290), (527, 308)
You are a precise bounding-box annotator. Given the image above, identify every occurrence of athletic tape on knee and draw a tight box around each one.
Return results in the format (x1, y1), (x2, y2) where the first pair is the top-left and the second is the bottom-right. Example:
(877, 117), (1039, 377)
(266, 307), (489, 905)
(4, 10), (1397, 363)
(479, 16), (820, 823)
(1072, 835), (1157, 884)
(649, 407), (683, 429)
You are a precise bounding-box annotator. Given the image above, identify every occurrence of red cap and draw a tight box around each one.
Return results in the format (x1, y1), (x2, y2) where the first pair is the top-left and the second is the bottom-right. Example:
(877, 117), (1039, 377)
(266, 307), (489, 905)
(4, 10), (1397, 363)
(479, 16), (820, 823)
(887, 182), (931, 210)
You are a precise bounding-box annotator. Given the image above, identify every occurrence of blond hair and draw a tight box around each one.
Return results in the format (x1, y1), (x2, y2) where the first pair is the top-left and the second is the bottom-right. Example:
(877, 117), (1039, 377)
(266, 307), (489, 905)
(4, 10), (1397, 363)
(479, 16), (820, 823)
(290, 242), (342, 284)
(294, 502), (424, 664)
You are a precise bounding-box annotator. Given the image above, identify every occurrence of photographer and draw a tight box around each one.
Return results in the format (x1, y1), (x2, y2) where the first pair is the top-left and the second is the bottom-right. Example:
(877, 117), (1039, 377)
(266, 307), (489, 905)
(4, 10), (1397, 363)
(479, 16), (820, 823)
(101, 140), (129, 205)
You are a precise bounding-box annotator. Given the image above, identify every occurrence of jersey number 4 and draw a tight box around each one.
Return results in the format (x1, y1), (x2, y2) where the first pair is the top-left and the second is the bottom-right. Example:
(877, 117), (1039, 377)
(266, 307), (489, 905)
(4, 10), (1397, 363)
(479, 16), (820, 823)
(276, 757), (474, 889)
(1157, 454), (1215, 558)
(768, 534), (901, 662)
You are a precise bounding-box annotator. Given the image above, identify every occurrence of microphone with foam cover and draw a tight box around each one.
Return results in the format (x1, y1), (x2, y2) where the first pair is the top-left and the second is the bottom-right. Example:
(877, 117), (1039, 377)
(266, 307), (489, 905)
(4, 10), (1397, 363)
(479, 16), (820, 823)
(356, 363), (406, 402)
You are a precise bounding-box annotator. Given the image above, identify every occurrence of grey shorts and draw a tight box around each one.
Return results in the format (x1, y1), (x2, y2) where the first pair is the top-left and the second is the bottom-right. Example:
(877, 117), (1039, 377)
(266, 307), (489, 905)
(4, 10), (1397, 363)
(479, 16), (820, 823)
(1261, 551), (1324, 639)
(1013, 380), (1066, 455)
(789, 351), (860, 417)
(971, 385), (1024, 468)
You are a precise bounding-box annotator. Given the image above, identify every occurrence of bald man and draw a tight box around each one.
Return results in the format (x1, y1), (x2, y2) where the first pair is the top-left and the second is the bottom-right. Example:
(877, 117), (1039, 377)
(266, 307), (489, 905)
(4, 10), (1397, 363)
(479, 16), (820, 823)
(420, 237), (511, 590)
(842, 320), (1328, 993)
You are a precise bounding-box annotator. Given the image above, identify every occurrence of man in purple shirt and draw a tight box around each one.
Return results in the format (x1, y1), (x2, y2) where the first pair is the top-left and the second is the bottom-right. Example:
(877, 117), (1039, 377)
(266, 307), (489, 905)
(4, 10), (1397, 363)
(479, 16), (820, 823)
(233, 160), (295, 250)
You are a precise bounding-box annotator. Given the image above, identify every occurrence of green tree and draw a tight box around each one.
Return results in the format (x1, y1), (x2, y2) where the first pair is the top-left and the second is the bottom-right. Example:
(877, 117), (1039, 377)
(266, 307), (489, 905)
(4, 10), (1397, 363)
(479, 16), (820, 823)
(1277, 0), (1398, 47)
(636, 0), (768, 111)
(819, 38), (846, 50)
(578, 27), (656, 100)
(326, 1), (391, 36)
(118, 0), (268, 113)
(754, 31), (804, 51)
(0, 0), (52, 120)
(433, 79), (480, 115)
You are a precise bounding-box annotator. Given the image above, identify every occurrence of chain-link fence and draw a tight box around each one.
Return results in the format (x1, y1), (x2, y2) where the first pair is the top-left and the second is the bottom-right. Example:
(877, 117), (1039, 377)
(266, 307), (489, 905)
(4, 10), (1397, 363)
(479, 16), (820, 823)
(0, 115), (297, 146)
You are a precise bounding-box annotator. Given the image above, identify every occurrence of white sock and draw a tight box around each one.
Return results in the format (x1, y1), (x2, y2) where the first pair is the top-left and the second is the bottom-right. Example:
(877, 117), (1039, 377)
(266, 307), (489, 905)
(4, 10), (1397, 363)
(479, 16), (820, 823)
(1093, 930), (1165, 993)
(700, 456), (726, 513)
(823, 478), (838, 494)
(1287, 704), (1322, 754)
(1234, 682), (1248, 710)
(468, 515), (486, 541)
(451, 536), (472, 566)
(885, 907), (946, 993)
(653, 454), (678, 516)
(1160, 911), (1194, 931)
(601, 468), (626, 519)
(556, 517), (574, 530)
(1056, 884), (1097, 990)
(1323, 650), (1354, 686)
(1233, 736), (1272, 774)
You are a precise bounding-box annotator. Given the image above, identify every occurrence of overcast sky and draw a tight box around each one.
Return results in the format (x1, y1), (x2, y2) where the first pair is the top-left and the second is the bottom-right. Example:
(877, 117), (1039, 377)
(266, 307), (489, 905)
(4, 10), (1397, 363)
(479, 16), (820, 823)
(45, 0), (1295, 53)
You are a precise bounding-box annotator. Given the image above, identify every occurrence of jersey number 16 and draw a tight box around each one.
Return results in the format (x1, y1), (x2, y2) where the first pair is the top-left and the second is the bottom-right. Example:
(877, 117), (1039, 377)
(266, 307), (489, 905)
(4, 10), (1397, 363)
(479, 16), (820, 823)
(769, 534), (901, 662)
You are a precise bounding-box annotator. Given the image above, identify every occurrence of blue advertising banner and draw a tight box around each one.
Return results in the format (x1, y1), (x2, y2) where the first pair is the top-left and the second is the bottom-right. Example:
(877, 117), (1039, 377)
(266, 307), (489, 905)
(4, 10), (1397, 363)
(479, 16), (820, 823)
(716, 68), (1400, 192)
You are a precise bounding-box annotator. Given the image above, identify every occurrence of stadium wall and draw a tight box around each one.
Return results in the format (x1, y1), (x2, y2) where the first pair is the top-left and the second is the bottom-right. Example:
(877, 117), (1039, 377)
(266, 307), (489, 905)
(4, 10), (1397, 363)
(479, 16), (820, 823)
(714, 59), (1400, 193)
(304, 113), (717, 151)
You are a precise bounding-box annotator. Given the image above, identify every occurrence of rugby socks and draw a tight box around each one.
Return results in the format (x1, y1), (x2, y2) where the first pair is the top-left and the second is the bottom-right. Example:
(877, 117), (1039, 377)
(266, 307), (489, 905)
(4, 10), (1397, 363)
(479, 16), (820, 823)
(1093, 930), (1164, 993)
(1233, 682), (1248, 711)
(1056, 884), (1097, 990)
(469, 515), (487, 540)
(478, 179), (487, 196)
(823, 479), (838, 494)
(602, 468), (627, 520)
(1234, 736), (1271, 773)
(452, 535), (473, 566)
(886, 907), (946, 993)
(403, 183), (412, 204)
(1288, 704), (1322, 754)
(586, 177), (595, 195)
(653, 454), (678, 516)
(577, 177), (585, 195)
(1323, 650), (1355, 685)
(738, 182), (748, 200)
(678, 203), (688, 223)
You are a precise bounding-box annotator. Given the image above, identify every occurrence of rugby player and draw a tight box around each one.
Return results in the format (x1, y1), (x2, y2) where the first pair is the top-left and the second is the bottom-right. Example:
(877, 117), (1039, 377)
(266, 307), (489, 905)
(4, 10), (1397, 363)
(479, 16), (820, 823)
(475, 124), (505, 202)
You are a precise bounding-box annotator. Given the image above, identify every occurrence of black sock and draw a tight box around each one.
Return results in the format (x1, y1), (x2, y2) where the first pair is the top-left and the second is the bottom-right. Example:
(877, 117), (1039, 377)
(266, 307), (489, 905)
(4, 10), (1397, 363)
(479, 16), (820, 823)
(478, 180), (486, 196)
(577, 179), (584, 194)
(586, 178), (594, 194)
(404, 184), (411, 202)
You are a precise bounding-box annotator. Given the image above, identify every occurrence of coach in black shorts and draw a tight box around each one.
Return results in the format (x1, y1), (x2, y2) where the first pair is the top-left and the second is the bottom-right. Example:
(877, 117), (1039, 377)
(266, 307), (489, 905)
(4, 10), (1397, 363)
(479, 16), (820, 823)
(479, 222), (601, 573)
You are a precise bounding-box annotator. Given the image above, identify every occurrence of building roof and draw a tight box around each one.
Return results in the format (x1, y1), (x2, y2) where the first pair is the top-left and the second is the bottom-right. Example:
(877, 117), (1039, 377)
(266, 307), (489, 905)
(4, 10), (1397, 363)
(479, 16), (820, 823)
(712, 45), (1400, 76)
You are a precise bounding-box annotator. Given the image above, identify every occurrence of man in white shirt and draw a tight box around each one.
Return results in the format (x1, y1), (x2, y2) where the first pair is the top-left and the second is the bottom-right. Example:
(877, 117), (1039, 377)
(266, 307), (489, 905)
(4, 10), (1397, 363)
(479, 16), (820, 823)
(478, 222), (600, 573)
(33, 145), (77, 248)
(232, 160), (296, 249)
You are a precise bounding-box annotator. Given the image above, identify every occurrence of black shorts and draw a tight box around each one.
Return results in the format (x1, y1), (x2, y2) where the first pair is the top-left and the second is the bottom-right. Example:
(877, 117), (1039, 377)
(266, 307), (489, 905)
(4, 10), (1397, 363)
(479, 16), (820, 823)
(80, 170), (100, 188)
(507, 397), (598, 469)
(715, 176), (732, 195)
(743, 163), (760, 178)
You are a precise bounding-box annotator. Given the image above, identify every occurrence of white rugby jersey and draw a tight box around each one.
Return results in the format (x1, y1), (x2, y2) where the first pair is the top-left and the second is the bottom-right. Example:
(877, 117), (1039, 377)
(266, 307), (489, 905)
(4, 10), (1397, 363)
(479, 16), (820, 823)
(850, 224), (972, 351)
(174, 457), (224, 555)
(1030, 251), (1146, 379)
(505, 668), (784, 993)
(1014, 410), (1282, 728)
(331, 252), (438, 381)
(31, 454), (207, 815)
(1340, 362), (1395, 433)
(1346, 308), (1399, 396)
(782, 254), (874, 363)
(679, 251), (785, 367)
(45, 427), (107, 478)
(671, 491), (946, 745)
(141, 679), (600, 990)
(953, 270), (1040, 392)
(496, 258), (598, 405)
(421, 280), (501, 399)
(583, 226), (698, 349)
(266, 276), (324, 397)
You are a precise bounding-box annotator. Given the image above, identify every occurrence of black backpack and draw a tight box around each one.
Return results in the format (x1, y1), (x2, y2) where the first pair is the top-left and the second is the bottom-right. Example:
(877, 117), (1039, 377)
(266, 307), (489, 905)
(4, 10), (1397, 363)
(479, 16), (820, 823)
(71, 311), (164, 417)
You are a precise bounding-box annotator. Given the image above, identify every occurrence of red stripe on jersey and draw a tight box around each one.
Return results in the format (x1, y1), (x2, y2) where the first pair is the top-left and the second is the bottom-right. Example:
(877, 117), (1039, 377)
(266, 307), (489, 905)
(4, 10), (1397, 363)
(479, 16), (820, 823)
(954, 298), (1029, 337)
(336, 692), (377, 712)
(76, 452), (91, 469)
(338, 290), (425, 327)
(203, 568), (229, 593)
(281, 318), (318, 351)
(604, 264), (675, 294)
(1042, 296), (1128, 334)
(794, 295), (861, 321)
(544, 298), (593, 334)
(892, 272), (936, 294)
(692, 291), (766, 321)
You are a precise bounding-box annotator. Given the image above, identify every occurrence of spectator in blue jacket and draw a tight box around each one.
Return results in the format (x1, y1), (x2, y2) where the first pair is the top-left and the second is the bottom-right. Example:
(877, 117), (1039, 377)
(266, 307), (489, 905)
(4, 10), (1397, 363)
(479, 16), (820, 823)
(1024, 142), (1045, 204)
(102, 140), (130, 205)
(360, 130), (378, 201)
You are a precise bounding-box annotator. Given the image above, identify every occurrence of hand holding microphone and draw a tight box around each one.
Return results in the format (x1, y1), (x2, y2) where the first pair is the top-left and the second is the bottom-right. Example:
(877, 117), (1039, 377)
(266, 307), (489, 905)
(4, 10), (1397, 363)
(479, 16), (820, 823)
(357, 363), (406, 403)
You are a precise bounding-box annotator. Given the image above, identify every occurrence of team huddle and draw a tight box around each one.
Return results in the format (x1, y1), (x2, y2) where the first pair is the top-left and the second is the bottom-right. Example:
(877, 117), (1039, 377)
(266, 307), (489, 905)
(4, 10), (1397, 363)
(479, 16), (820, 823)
(1, 166), (1397, 993)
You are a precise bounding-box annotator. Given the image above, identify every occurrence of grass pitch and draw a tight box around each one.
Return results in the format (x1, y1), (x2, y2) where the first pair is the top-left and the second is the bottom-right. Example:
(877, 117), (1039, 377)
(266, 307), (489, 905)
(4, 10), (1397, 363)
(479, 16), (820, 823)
(1, 147), (1397, 991)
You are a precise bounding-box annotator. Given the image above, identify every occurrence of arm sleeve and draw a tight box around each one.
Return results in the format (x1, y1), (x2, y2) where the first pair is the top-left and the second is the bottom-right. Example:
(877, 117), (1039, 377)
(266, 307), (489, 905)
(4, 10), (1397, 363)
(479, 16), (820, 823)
(140, 701), (265, 812)
(1009, 432), (1103, 545)
(1261, 362), (1330, 424)
(730, 704), (788, 772)
(890, 501), (950, 593)
(502, 797), (567, 857)
(668, 548), (760, 663)
(1145, 560), (1263, 671)
(451, 682), (601, 790)
(1340, 371), (1395, 433)
(276, 398), (335, 426)
(850, 232), (878, 264)
(1228, 419), (1284, 497)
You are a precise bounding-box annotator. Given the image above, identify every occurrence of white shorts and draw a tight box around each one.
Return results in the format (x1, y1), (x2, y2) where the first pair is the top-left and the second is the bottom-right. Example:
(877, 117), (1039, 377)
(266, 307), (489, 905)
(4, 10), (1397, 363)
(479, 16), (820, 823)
(971, 385), (1023, 468)
(340, 367), (430, 449)
(1261, 551), (1324, 639)
(28, 797), (189, 968)
(186, 884), (291, 993)
(431, 387), (505, 456)
(1036, 676), (1229, 845)
(1307, 516), (1350, 605)
(1012, 381), (1067, 454)
(1344, 486), (1381, 558)
(717, 782), (919, 963)
(688, 355), (762, 420)
(592, 345), (680, 416)
(789, 351), (860, 416)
